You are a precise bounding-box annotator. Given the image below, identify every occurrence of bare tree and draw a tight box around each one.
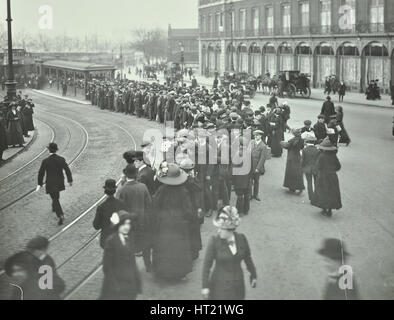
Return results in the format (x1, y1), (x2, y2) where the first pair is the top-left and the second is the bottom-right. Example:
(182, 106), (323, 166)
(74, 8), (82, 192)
(130, 28), (167, 65)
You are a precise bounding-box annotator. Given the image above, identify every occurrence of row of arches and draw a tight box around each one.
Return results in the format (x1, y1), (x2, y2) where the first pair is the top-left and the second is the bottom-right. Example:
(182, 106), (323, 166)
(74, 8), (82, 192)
(201, 41), (392, 92)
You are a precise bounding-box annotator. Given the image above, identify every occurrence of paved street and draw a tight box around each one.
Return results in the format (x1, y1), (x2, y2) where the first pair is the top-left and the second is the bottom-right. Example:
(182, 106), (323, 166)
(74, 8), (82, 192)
(1, 86), (392, 300)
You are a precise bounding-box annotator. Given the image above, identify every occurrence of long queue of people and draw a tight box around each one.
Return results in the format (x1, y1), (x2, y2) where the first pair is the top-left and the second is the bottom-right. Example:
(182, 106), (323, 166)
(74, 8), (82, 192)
(0, 92), (35, 162)
(3, 76), (353, 300)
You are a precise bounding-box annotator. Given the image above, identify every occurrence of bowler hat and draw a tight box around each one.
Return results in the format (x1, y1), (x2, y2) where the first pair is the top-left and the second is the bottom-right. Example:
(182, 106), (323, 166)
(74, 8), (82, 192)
(103, 179), (117, 192)
(123, 164), (137, 178)
(47, 142), (58, 153)
(317, 238), (350, 262)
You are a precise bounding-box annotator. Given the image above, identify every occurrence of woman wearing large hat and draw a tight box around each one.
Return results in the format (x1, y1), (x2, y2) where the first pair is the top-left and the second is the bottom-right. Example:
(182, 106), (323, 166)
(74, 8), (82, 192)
(202, 206), (257, 300)
(313, 138), (342, 217)
(100, 210), (141, 300)
(151, 162), (194, 279)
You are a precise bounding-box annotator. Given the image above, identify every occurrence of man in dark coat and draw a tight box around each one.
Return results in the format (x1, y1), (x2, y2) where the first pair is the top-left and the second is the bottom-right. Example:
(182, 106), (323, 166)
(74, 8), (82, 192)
(313, 115), (327, 143)
(0, 110), (8, 161)
(301, 132), (320, 203)
(93, 179), (128, 248)
(37, 143), (73, 225)
(250, 130), (269, 201)
(25, 236), (65, 299)
(133, 150), (156, 195)
(321, 96), (336, 124)
(313, 138), (342, 217)
(116, 164), (152, 272)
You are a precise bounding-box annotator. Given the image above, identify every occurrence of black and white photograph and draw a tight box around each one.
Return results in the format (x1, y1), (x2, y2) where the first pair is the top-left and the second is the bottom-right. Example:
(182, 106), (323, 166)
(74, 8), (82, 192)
(0, 0), (393, 306)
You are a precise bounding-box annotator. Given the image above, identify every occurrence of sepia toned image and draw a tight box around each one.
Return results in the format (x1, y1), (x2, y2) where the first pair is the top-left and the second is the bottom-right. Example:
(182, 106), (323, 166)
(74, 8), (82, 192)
(0, 0), (393, 306)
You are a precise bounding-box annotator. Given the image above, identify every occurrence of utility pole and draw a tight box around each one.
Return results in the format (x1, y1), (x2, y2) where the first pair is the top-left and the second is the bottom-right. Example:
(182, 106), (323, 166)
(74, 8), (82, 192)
(120, 44), (123, 80)
(5, 0), (17, 102)
(225, 0), (235, 72)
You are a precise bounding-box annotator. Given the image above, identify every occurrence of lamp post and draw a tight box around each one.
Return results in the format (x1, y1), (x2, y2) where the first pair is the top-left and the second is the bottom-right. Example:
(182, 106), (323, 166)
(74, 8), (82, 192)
(4, 0), (17, 102)
(179, 42), (184, 83)
(224, 0), (234, 72)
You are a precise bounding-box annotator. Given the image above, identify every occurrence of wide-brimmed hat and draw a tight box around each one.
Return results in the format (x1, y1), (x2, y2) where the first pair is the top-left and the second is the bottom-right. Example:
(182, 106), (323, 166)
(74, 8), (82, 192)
(213, 206), (241, 230)
(157, 162), (188, 186)
(103, 179), (117, 192)
(318, 137), (338, 151)
(317, 238), (350, 262)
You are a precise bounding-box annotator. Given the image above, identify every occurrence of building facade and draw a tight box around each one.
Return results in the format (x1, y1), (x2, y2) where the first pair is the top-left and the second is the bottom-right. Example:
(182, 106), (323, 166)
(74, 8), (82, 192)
(199, 0), (394, 92)
(168, 25), (199, 69)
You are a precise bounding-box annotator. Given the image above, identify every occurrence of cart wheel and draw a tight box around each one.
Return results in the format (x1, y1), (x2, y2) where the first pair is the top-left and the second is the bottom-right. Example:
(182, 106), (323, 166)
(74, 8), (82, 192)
(288, 84), (296, 98)
(301, 87), (311, 99)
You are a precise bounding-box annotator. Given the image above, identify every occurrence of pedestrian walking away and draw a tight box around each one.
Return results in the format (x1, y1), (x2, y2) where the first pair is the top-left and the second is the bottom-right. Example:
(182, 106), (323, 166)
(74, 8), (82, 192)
(37, 142), (73, 225)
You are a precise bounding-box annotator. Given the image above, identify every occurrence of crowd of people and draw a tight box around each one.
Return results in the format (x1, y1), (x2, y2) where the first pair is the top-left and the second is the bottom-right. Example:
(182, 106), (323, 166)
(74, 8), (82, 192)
(3, 73), (354, 300)
(0, 92), (35, 162)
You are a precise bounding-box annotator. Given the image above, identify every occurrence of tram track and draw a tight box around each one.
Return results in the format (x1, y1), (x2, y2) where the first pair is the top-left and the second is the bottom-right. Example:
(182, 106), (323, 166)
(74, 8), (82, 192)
(0, 118), (55, 183)
(0, 111), (88, 212)
(0, 119), (137, 300)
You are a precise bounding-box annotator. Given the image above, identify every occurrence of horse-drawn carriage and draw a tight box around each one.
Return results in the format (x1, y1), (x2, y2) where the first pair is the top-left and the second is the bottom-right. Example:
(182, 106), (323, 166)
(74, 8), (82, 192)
(277, 70), (311, 98)
(259, 70), (311, 98)
(220, 72), (256, 98)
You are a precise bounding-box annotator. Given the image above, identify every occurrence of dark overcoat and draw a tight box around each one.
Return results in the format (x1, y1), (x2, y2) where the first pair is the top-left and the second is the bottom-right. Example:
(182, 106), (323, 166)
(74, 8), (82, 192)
(313, 151), (342, 210)
(116, 180), (152, 252)
(282, 136), (305, 191)
(202, 233), (257, 300)
(0, 114), (7, 152)
(101, 233), (141, 300)
(6, 110), (24, 146)
(93, 196), (128, 248)
(151, 184), (193, 279)
(22, 106), (35, 131)
(38, 154), (73, 194)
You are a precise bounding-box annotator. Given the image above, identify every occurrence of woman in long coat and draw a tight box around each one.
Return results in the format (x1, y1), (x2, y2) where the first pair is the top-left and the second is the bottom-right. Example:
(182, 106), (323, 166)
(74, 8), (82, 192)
(101, 211), (141, 300)
(336, 106), (351, 146)
(151, 162), (193, 279)
(180, 158), (204, 260)
(268, 108), (283, 157)
(6, 104), (24, 147)
(202, 206), (257, 300)
(281, 129), (305, 193)
(313, 138), (342, 217)
(0, 111), (8, 161)
(22, 104), (35, 132)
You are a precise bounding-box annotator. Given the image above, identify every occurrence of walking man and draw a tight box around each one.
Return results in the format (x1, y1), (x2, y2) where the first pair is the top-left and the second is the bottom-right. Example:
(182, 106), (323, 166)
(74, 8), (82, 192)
(37, 143), (73, 225)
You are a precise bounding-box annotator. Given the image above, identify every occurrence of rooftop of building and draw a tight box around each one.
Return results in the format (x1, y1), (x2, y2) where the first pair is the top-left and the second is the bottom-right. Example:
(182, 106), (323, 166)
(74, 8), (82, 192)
(41, 60), (116, 72)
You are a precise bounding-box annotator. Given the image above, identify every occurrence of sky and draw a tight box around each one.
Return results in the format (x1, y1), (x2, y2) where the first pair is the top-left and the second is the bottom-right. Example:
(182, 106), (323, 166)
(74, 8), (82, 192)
(0, 0), (198, 40)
